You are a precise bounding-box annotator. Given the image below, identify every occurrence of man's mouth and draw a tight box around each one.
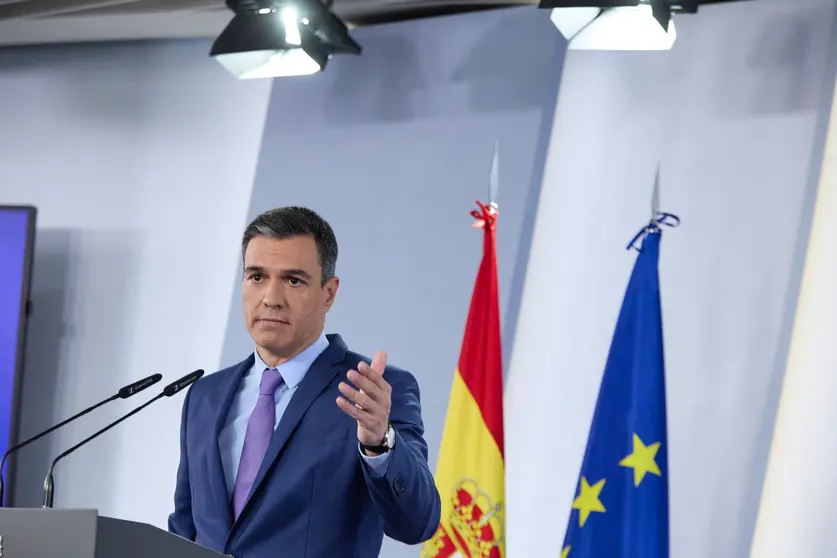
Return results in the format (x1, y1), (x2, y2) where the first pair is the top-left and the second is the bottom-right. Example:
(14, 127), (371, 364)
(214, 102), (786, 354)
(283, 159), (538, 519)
(257, 318), (289, 325)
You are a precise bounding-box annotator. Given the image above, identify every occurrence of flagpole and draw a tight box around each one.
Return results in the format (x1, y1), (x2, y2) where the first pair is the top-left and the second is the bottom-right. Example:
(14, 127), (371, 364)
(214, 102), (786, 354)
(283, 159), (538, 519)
(560, 207), (676, 558)
(422, 145), (505, 558)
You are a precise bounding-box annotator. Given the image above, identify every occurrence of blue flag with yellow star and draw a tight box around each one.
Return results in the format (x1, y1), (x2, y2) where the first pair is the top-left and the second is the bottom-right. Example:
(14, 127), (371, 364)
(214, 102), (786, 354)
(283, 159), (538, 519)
(561, 216), (676, 558)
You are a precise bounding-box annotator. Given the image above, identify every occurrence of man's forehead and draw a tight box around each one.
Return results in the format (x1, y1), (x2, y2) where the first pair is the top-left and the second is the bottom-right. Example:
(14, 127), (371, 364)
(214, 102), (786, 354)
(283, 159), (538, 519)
(244, 236), (319, 267)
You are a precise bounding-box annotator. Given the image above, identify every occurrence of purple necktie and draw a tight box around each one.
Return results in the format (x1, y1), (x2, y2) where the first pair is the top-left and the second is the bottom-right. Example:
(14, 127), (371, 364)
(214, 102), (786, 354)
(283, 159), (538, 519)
(232, 368), (284, 520)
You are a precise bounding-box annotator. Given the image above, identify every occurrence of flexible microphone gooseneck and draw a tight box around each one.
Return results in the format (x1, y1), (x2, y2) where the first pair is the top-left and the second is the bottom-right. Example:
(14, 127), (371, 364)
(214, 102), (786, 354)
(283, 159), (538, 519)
(0, 373), (162, 507)
(42, 369), (204, 508)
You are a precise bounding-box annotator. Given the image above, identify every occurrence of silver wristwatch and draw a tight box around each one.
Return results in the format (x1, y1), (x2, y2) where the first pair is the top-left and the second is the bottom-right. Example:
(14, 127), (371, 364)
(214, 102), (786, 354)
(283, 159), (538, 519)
(361, 423), (396, 454)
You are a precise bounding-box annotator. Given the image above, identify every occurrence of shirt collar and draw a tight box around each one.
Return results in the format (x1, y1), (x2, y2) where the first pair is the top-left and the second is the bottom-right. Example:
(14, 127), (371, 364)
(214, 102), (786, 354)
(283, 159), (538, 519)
(253, 332), (330, 390)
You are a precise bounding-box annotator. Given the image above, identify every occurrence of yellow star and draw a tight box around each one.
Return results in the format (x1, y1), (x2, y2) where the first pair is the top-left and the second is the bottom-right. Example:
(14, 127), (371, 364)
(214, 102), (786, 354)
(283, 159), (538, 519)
(561, 545), (571, 558)
(619, 433), (662, 487)
(571, 477), (606, 527)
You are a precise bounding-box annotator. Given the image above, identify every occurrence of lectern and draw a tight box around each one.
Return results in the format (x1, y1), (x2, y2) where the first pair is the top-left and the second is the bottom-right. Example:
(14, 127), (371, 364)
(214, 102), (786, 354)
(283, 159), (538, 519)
(0, 508), (228, 558)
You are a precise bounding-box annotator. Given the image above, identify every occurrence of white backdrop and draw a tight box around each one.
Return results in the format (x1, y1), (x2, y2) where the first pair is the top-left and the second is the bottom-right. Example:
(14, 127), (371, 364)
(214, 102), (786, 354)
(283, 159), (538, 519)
(0, 40), (271, 523)
(751, 72), (837, 558)
(504, 0), (837, 556)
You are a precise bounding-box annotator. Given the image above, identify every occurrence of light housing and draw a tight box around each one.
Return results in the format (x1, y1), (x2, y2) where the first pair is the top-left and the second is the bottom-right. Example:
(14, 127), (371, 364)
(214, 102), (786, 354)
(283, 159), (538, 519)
(550, 4), (676, 50)
(541, 0), (756, 51)
(540, 0), (675, 51)
(211, 0), (361, 79)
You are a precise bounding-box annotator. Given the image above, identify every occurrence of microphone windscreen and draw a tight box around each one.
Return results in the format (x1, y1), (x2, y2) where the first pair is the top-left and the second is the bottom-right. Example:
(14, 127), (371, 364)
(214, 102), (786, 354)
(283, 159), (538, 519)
(163, 369), (205, 397)
(117, 373), (163, 399)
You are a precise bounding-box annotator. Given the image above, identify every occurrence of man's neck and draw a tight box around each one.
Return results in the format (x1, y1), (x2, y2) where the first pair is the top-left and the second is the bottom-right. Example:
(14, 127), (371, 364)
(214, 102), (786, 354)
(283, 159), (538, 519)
(258, 331), (325, 368)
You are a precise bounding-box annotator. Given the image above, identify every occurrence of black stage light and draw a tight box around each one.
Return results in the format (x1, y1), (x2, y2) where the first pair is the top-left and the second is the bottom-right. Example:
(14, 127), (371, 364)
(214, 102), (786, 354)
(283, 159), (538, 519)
(211, 0), (361, 79)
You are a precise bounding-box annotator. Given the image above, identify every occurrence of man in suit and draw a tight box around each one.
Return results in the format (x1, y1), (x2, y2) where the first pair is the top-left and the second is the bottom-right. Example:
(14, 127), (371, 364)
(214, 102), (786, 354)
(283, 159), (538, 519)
(168, 206), (441, 557)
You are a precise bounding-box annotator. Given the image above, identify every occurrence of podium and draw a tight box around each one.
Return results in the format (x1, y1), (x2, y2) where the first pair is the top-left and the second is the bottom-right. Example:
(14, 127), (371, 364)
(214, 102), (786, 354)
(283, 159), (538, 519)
(0, 508), (228, 558)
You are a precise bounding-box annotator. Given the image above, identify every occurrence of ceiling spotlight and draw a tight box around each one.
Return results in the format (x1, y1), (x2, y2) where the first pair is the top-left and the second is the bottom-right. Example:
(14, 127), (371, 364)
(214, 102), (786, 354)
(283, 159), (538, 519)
(211, 0), (362, 79)
(540, 1), (754, 51)
(541, 0), (676, 50)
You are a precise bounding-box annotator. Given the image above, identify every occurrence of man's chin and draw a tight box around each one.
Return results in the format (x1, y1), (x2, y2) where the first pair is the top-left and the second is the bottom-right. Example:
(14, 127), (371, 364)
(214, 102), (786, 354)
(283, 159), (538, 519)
(250, 327), (290, 348)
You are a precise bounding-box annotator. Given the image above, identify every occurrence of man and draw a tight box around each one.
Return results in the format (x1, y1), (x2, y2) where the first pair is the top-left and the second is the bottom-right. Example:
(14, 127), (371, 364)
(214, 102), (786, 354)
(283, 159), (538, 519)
(168, 207), (441, 557)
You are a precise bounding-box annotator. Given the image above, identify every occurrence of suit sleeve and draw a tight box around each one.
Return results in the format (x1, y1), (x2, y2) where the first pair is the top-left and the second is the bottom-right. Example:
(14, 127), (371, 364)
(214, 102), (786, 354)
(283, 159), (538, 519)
(360, 369), (441, 545)
(167, 385), (197, 540)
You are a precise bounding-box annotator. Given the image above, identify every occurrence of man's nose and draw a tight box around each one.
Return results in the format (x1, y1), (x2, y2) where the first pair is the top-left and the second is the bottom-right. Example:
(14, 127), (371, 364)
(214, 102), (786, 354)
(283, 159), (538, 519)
(262, 280), (285, 308)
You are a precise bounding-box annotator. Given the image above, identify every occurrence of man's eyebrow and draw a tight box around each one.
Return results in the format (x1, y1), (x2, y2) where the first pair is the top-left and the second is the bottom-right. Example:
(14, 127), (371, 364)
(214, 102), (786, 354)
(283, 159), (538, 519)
(243, 266), (312, 279)
(282, 269), (312, 279)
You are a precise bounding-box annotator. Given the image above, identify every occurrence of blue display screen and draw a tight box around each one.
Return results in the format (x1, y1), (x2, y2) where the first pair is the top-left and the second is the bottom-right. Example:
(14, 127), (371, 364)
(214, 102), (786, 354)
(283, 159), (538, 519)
(0, 207), (35, 468)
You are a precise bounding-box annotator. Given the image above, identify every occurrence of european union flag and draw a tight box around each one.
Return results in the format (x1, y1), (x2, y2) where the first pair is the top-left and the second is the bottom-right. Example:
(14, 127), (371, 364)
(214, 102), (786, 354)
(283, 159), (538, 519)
(561, 217), (676, 558)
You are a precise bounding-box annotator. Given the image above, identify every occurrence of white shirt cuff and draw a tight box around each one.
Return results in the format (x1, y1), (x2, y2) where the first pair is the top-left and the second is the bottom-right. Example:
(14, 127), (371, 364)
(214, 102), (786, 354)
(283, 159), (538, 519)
(358, 443), (392, 478)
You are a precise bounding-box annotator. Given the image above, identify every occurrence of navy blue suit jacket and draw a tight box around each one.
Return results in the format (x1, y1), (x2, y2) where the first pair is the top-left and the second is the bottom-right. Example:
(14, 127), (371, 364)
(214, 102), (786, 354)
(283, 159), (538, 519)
(167, 334), (441, 557)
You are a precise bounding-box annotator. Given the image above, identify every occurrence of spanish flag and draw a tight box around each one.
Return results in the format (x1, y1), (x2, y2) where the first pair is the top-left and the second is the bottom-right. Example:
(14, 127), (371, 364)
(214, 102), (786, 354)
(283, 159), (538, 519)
(422, 200), (505, 558)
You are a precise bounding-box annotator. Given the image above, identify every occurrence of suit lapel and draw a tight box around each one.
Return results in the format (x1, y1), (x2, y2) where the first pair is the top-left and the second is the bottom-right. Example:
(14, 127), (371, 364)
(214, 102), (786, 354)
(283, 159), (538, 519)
(232, 334), (349, 530)
(208, 355), (253, 534)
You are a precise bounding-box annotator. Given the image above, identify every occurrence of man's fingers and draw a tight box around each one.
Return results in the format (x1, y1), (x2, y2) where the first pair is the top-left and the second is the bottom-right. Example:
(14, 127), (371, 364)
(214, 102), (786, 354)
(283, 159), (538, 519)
(336, 395), (379, 431)
(338, 381), (377, 412)
(370, 350), (387, 374)
(340, 352), (391, 431)
(358, 359), (390, 392)
(348, 369), (384, 399)
(336, 396), (363, 419)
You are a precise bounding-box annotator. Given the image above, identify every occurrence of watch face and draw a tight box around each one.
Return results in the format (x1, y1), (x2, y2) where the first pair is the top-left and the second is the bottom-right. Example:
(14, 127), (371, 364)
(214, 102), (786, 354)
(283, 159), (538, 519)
(385, 425), (396, 448)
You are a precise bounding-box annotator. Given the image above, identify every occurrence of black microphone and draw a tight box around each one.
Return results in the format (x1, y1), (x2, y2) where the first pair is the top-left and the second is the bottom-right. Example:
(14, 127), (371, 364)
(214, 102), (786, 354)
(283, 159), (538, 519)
(42, 369), (204, 508)
(0, 373), (162, 507)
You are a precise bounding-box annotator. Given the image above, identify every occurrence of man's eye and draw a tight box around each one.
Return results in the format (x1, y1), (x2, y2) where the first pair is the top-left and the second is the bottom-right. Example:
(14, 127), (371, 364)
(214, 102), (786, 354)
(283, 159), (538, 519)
(250, 274), (263, 282)
(288, 277), (303, 286)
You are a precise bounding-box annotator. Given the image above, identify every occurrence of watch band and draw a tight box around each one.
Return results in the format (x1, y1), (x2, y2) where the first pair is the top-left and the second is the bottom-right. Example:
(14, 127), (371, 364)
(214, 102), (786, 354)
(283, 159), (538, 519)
(360, 424), (394, 454)
(360, 442), (390, 454)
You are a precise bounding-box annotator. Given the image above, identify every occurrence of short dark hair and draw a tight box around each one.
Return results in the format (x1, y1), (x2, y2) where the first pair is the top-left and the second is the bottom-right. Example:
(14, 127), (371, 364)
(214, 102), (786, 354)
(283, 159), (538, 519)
(242, 206), (338, 284)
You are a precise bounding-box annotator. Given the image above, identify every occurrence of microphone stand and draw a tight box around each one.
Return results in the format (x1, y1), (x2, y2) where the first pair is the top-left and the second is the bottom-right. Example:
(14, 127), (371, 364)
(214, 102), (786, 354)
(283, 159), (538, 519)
(43, 394), (164, 509)
(0, 372), (161, 507)
(0, 394), (117, 506)
(39, 369), (201, 508)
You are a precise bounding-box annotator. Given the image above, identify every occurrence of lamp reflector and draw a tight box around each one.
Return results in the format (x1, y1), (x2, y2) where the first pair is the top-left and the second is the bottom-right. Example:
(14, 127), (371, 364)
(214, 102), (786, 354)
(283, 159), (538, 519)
(550, 4), (676, 50)
(215, 49), (323, 79)
(211, 8), (329, 79)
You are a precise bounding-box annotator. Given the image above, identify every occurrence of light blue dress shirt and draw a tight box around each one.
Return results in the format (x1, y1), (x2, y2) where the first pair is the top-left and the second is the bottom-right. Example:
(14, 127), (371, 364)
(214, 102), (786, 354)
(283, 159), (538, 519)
(218, 333), (391, 496)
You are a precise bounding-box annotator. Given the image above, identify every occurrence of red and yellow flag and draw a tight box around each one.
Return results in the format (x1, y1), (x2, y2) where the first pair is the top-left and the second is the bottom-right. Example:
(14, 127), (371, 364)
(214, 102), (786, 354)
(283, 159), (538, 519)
(422, 201), (504, 558)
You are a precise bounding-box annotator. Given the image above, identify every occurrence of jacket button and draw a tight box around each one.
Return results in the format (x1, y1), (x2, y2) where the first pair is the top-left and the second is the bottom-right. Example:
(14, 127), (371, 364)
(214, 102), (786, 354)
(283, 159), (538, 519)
(393, 476), (405, 496)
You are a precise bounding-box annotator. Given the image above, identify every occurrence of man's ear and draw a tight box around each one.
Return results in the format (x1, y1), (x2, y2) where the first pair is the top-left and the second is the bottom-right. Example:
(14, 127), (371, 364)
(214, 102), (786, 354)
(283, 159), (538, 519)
(323, 276), (340, 310)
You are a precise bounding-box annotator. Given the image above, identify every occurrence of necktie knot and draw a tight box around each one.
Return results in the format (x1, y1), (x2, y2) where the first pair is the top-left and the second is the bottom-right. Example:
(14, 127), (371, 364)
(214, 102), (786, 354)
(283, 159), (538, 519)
(259, 368), (284, 396)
